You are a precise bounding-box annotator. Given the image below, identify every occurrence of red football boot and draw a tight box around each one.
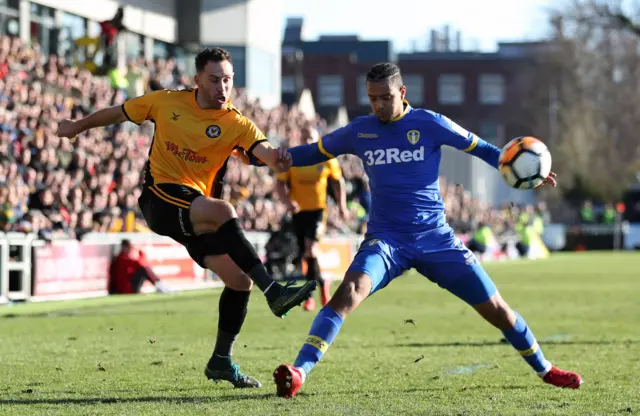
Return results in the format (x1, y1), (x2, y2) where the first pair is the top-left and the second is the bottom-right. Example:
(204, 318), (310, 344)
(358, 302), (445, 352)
(542, 366), (583, 389)
(273, 364), (304, 398)
(303, 297), (315, 311)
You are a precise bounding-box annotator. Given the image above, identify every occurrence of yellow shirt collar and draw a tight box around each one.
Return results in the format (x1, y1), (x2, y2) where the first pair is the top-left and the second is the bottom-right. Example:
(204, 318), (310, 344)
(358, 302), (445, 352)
(390, 100), (411, 122)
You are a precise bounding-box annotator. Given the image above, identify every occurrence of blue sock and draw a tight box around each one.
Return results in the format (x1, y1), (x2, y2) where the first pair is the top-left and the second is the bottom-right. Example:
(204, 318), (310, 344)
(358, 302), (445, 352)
(501, 312), (550, 373)
(293, 306), (344, 376)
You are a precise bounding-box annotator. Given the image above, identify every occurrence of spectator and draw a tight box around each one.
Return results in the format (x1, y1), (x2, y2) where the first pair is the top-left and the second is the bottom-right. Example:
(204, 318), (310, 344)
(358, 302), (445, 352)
(601, 203), (617, 224)
(108, 239), (172, 295)
(0, 34), (535, 248)
(580, 200), (595, 223)
(100, 7), (126, 69)
(467, 221), (494, 256)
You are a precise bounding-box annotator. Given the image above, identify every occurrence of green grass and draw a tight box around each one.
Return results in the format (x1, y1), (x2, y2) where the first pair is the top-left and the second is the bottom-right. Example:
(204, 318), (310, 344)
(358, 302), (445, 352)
(1, 252), (639, 415)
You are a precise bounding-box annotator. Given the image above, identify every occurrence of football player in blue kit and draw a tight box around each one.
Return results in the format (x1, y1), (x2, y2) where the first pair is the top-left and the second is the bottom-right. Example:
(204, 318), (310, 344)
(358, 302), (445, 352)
(272, 62), (582, 398)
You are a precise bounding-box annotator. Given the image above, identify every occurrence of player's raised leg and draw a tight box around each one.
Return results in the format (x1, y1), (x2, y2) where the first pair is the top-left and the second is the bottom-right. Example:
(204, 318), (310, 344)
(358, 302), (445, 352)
(202, 255), (261, 388)
(189, 196), (316, 317)
(442, 261), (583, 389)
(274, 241), (404, 398)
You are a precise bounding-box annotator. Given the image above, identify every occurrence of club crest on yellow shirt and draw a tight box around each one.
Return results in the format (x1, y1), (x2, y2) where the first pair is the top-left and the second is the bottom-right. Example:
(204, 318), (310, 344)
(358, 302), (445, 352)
(407, 130), (420, 145)
(206, 125), (221, 138)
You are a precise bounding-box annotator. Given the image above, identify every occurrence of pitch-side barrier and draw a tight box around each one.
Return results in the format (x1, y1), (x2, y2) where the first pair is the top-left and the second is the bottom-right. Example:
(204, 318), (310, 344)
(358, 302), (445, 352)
(3, 224), (607, 305)
(0, 232), (360, 304)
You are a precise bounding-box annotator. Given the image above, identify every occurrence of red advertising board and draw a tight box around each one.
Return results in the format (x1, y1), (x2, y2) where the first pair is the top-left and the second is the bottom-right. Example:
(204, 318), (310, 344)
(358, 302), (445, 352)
(32, 240), (206, 299)
(133, 241), (204, 282)
(30, 234), (352, 300)
(33, 242), (112, 297)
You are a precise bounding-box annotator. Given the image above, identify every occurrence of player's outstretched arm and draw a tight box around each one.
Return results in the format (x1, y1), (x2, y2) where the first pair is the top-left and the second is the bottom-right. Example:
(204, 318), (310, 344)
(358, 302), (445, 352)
(251, 140), (292, 173)
(464, 136), (500, 169)
(287, 143), (331, 167)
(431, 114), (500, 169)
(430, 113), (559, 187)
(287, 124), (355, 167)
(57, 106), (128, 140)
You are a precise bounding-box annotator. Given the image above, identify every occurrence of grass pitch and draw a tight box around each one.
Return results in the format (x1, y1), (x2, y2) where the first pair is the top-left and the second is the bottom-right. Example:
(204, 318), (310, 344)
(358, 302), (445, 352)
(1, 252), (639, 415)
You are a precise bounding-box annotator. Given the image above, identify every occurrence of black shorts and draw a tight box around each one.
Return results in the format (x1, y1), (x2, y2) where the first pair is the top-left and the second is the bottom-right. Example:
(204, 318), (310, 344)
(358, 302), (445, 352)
(138, 183), (227, 267)
(292, 209), (326, 254)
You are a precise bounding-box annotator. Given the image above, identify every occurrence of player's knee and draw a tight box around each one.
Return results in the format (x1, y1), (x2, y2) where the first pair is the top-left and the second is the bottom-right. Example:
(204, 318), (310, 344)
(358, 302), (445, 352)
(225, 274), (253, 291)
(223, 271), (252, 291)
(190, 197), (237, 233)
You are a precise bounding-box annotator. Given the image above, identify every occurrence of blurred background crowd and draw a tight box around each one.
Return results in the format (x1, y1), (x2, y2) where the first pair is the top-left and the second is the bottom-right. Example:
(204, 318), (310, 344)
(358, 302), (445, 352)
(0, 34), (553, 246)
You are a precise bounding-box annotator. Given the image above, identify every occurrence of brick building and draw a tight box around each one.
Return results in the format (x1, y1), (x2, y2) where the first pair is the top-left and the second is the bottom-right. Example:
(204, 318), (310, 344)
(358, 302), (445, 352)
(282, 18), (547, 146)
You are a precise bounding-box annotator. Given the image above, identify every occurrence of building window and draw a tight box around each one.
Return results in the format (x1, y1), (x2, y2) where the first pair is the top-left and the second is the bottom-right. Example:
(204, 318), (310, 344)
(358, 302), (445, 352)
(0, 0), (19, 10)
(478, 122), (500, 143)
(29, 3), (55, 55)
(123, 32), (144, 61)
(317, 75), (344, 106)
(357, 75), (368, 106)
(59, 12), (87, 61)
(479, 74), (505, 105)
(87, 20), (101, 38)
(0, 0), (19, 38)
(438, 74), (464, 105)
(30, 2), (54, 18)
(282, 75), (296, 94)
(403, 74), (423, 105)
(62, 12), (86, 39)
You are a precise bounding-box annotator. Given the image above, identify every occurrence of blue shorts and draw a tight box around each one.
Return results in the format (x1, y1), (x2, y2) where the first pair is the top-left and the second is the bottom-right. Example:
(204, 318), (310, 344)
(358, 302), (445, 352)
(348, 227), (497, 305)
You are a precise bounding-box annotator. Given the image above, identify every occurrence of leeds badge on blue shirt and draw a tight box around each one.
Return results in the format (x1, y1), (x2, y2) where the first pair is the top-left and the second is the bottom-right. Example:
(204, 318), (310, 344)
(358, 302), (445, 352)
(407, 130), (420, 145)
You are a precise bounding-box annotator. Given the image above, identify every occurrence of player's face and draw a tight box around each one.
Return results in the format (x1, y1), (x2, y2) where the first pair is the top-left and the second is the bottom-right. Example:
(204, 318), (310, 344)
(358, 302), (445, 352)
(367, 80), (406, 122)
(194, 60), (234, 109)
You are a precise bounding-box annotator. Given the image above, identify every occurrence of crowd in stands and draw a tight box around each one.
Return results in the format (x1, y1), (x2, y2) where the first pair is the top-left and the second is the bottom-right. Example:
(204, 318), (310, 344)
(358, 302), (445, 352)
(0, 35), (549, 243)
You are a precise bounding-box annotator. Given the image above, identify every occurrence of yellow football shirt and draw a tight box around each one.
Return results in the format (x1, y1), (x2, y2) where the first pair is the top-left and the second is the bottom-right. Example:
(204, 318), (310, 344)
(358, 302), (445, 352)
(276, 158), (342, 211)
(122, 89), (267, 196)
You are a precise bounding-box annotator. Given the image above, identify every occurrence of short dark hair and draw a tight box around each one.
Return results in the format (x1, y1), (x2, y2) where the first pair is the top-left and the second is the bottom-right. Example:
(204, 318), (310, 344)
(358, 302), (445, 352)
(366, 63), (403, 87)
(195, 48), (233, 72)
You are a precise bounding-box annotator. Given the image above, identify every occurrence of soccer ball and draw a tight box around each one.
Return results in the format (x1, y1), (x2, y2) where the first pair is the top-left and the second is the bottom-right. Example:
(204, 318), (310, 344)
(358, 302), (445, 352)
(498, 136), (552, 189)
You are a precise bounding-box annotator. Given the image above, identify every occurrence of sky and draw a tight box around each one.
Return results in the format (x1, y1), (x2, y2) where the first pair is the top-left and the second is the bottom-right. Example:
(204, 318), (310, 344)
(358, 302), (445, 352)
(282, 0), (555, 52)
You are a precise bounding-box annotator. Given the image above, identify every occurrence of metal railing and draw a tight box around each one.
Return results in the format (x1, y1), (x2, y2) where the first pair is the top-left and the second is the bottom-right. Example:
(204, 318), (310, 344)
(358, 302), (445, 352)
(0, 232), (41, 303)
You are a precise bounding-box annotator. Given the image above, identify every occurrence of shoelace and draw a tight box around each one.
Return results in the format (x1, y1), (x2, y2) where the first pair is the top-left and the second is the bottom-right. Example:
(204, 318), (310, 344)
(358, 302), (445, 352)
(230, 363), (249, 383)
(282, 279), (299, 292)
